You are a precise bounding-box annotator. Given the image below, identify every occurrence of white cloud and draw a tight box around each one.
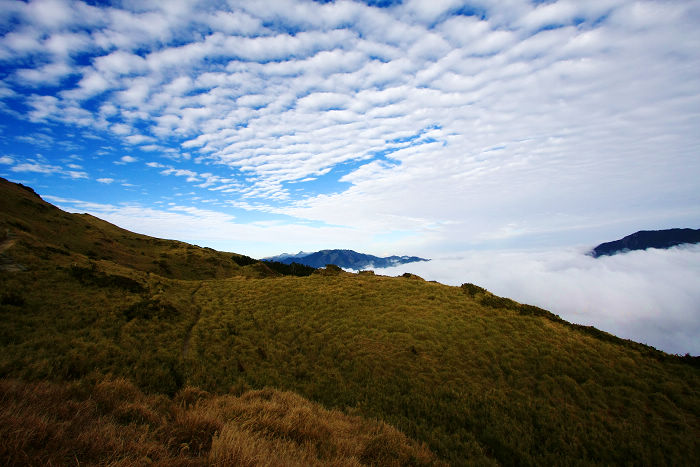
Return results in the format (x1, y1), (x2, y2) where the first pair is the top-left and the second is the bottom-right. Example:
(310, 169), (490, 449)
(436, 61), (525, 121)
(11, 161), (61, 174)
(7, 157), (90, 180)
(93, 50), (148, 77)
(43, 31), (93, 57)
(25, 0), (77, 29)
(66, 170), (88, 179)
(96, 177), (114, 184)
(117, 155), (137, 164)
(26, 95), (60, 122)
(518, 0), (581, 31)
(371, 245), (700, 356)
(0, 30), (42, 58)
(125, 134), (155, 145)
(110, 123), (132, 135)
(203, 10), (262, 35)
(0, 156), (14, 164)
(14, 61), (74, 87)
(65, 71), (111, 100)
(401, 0), (467, 24)
(161, 167), (199, 182)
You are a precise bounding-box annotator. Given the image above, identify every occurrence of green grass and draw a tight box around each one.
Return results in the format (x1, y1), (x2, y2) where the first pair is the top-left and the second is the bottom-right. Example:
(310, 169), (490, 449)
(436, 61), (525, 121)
(1, 177), (699, 465)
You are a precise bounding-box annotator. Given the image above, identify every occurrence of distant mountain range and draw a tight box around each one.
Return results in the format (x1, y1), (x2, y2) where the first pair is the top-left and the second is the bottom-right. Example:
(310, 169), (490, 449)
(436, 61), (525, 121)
(264, 249), (429, 269)
(590, 228), (700, 257)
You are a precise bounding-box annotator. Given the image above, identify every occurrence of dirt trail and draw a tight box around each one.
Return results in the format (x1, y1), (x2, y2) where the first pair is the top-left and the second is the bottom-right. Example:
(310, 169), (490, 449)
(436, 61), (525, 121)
(0, 237), (25, 272)
(181, 282), (204, 359)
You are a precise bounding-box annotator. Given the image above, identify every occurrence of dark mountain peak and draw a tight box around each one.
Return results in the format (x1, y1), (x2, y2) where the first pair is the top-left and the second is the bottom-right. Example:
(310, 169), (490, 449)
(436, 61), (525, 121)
(590, 228), (700, 257)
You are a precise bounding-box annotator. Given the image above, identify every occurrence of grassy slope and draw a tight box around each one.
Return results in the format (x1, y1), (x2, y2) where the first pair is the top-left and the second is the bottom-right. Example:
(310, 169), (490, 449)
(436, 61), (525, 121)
(0, 178), (272, 280)
(1, 178), (699, 465)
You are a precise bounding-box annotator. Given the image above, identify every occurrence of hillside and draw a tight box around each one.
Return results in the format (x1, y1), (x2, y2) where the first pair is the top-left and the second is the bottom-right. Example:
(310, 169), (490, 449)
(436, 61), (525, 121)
(265, 249), (429, 269)
(1, 177), (699, 465)
(0, 179), (281, 280)
(590, 228), (700, 257)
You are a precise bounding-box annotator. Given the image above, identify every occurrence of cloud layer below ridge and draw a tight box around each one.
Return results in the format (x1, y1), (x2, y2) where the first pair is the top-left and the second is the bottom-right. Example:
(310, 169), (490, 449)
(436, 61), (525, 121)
(372, 245), (700, 356)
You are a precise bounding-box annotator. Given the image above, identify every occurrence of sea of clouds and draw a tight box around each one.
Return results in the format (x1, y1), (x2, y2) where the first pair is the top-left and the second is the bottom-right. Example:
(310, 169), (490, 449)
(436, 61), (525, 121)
(371, 245), (700, 356)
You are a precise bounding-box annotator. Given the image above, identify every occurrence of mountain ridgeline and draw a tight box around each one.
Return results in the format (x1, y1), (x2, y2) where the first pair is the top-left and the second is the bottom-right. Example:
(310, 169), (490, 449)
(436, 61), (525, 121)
(265, 249), (429, 269)
(0, 177), (698, 466)
(590, 228), (700, 257)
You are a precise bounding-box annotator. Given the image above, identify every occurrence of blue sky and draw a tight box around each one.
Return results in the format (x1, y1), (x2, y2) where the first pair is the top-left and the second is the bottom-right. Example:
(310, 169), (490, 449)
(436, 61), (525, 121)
(1, 0), (699, 258)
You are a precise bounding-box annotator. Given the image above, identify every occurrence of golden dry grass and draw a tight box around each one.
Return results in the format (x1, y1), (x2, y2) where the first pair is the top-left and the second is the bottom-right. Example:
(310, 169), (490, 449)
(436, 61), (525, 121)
(0, 377), (440, 466)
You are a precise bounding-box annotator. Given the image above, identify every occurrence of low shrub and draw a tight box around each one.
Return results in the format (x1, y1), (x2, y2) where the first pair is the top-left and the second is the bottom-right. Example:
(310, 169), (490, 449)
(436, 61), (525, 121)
(314, 264), (343, 276)
(123, 299), (179, 321)
(231, 254), (259, 267)
(69, 264), (145, 293)
(264, 260), (316, 276)
(165, 411), (223, 456)
(460, 283), (486, 297)
(1, 291), (25, 307)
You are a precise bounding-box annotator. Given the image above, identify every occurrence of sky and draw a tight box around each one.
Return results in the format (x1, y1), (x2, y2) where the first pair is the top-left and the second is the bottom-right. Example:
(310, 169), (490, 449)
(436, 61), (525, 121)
(1, 1), (699, 353)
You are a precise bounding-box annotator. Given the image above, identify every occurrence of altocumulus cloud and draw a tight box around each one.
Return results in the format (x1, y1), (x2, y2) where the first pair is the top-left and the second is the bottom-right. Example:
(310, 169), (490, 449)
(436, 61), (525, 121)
(372, 245), (700, 356)
(0, 0), (698, 250)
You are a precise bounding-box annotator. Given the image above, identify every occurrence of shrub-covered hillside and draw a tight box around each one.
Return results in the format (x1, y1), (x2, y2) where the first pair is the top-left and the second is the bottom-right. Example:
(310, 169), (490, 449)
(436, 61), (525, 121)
(1, 177), (698, 465)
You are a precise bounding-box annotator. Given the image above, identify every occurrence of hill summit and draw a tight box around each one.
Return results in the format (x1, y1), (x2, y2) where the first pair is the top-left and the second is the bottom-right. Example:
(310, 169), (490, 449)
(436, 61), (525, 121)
(590, 228), (700, 257)
(265, 249), (429, 269)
